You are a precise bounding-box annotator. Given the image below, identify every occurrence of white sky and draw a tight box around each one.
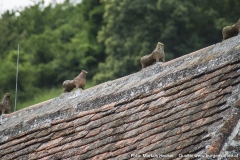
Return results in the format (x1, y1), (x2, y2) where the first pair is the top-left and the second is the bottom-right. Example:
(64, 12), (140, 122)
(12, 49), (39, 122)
(0, 0), (65, 14)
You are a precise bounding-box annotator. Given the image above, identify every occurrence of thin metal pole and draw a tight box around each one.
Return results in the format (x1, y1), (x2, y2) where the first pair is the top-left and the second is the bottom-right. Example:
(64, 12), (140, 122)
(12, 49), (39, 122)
(14, 44), (20, 112)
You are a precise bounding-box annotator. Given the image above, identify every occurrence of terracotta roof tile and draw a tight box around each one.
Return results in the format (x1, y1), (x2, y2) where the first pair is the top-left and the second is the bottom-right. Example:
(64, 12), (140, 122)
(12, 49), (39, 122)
(1, 35), (240, 159)
(37, 133), (53, 143)
(38, 137), (63, 151)
(92, 152), (108, 160)
(51, 127), (75, 140)
(0, 130), (39, 150)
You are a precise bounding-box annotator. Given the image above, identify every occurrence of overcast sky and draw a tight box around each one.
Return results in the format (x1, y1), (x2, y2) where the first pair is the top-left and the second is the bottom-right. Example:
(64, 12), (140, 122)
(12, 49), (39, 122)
(0, 0), (65, 14)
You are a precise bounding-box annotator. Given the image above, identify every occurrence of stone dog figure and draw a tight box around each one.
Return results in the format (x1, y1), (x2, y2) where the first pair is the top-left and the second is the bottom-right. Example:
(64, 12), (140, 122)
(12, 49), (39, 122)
(62, 70), (88, 93)
(0, 93), (11, 115)
(140, 42), (165, 69)
(222, 19), (240, 40)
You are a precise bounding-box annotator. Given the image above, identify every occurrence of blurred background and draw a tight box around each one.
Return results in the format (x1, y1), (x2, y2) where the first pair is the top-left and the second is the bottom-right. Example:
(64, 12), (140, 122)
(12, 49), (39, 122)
(0, 0), (239, 110)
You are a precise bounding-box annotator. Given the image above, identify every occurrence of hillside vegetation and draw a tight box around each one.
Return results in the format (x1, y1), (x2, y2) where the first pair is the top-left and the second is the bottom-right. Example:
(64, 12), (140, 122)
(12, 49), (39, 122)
(0, 0), (240, 110)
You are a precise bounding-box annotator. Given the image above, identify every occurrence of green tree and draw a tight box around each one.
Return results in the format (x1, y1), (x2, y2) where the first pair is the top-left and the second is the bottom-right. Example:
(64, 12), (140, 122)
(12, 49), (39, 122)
(0, 0), (105, 102)
(94, 0), (174, 84)
(93, 0), (240, 84)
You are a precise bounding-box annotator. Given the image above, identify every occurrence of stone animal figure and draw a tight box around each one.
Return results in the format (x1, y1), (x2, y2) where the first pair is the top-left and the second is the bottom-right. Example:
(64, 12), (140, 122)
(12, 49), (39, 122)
(0, 93), (11, 115)
(140, 42), (165, 69)
(62, 70), (88, 93)
(222, 19), (240, 40)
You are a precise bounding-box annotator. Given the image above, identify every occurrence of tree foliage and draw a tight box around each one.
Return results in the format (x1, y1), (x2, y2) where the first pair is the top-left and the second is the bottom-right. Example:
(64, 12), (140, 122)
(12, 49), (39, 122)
(0, 0), (240, 107)
(93, 0), (240, 84)
(0, 0), (105, 103)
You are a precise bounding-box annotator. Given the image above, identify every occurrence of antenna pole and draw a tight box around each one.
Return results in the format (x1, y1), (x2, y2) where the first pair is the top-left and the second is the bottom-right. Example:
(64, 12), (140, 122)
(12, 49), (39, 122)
(14, 44), (20, 112)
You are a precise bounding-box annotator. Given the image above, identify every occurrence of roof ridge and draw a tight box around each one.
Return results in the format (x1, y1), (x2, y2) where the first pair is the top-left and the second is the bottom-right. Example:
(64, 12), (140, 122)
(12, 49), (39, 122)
(1, 36), (240, 159)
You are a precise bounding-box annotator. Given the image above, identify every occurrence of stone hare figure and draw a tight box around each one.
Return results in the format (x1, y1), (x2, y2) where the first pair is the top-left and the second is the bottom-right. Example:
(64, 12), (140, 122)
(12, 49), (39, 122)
(62, 70), (88, 93)
(140, 42), (165, 69)
(222, 19), (240, 40)
(0, 93), (11, 115)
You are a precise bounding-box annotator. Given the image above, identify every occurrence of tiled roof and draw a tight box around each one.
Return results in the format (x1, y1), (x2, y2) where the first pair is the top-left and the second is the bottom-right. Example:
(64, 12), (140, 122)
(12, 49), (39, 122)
(1, 36), (240, 159)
